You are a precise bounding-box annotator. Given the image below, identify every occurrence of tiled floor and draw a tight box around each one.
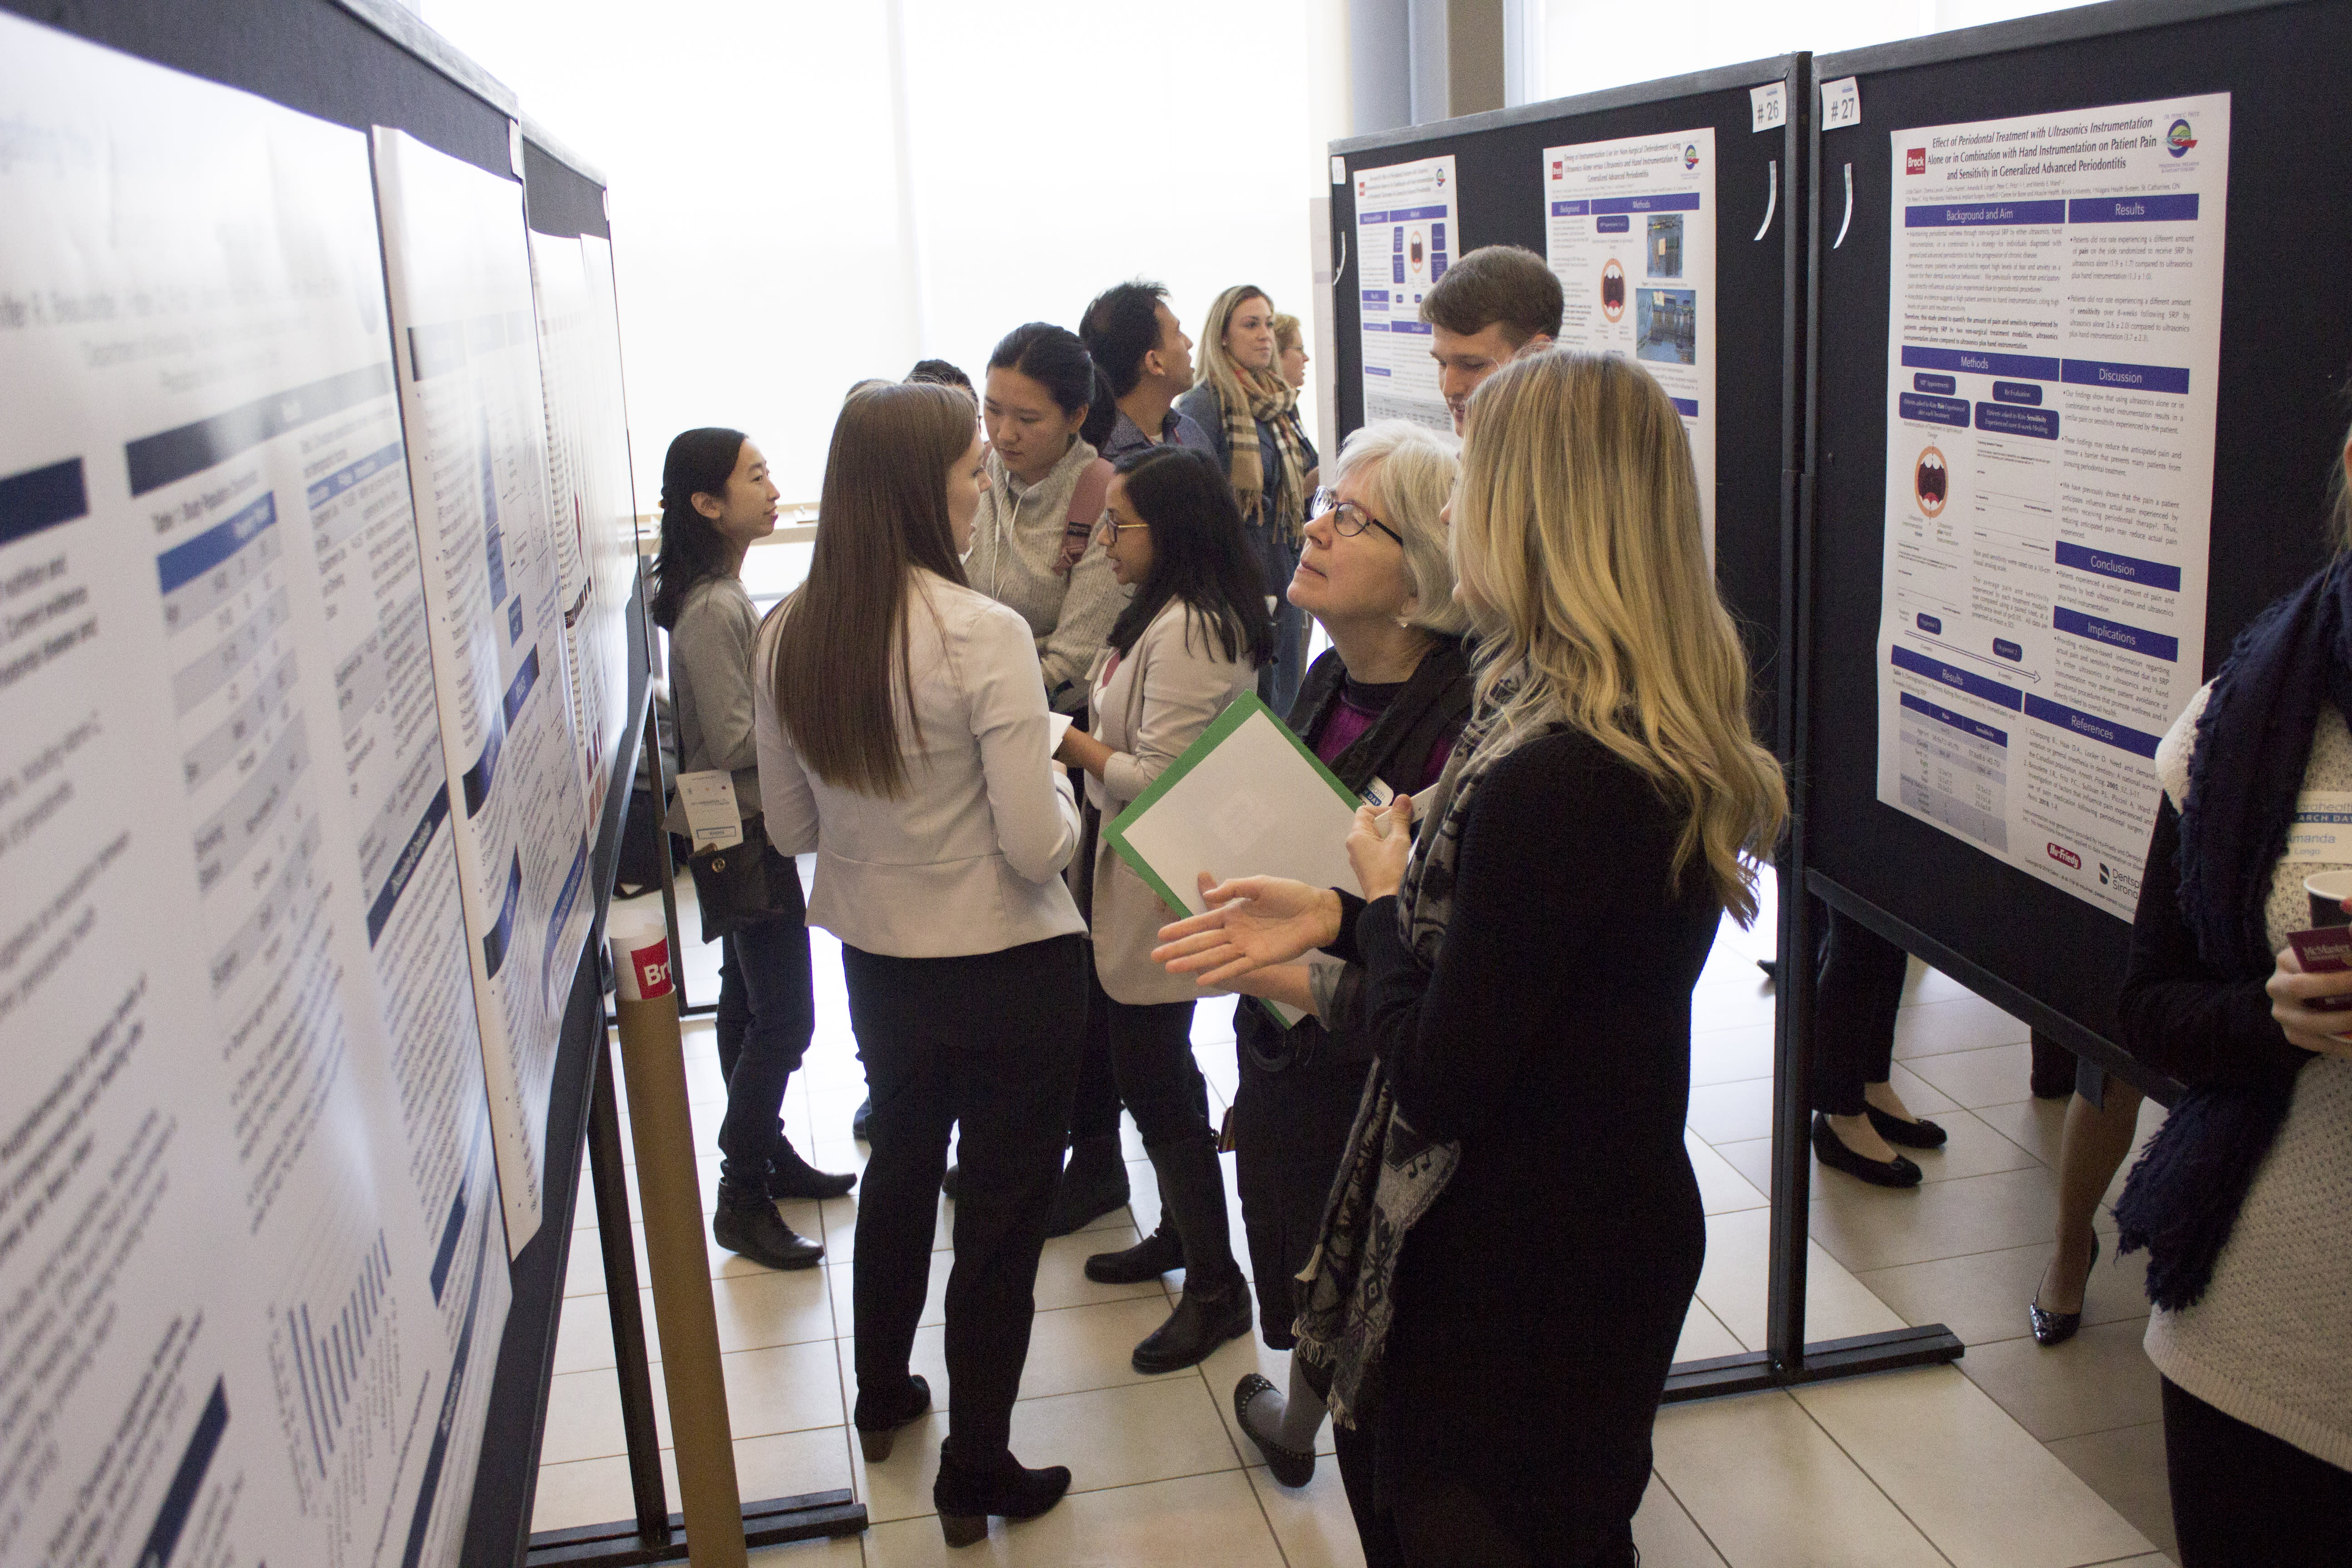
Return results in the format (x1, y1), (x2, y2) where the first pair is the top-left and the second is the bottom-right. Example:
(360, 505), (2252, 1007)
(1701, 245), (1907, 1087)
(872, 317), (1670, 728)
(530, 876), (2177, 1564)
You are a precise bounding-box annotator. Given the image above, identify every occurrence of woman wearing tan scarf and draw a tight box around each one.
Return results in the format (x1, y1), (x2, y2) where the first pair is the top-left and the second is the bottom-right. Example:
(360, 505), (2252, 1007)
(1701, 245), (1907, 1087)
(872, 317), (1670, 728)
(1176, 284), (1318, 716)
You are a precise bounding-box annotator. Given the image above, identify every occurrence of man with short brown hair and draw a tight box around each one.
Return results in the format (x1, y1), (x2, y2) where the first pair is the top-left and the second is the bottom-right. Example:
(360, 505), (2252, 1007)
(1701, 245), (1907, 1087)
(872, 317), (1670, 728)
(1420, 245), (1563, 433)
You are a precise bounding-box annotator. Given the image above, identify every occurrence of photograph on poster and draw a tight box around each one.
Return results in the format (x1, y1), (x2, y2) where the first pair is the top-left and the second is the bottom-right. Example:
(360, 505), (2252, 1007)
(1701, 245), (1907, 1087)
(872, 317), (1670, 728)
(1875, 93), (2231, 921)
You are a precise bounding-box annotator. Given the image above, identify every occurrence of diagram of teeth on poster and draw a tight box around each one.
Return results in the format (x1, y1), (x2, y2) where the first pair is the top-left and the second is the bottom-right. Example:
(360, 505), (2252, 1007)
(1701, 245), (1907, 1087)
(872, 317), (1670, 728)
(1915, 446), (1948, 515)
(1601, 260), (1626, 318)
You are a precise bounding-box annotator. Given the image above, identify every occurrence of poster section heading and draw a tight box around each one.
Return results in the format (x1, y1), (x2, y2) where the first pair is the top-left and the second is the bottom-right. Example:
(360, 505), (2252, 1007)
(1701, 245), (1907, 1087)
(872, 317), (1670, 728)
(1543, 128), (1717, 553)
(1875, 94), (2229, 920)
(1353, 154), (1458, 432)
(0, 15), (516, 1566)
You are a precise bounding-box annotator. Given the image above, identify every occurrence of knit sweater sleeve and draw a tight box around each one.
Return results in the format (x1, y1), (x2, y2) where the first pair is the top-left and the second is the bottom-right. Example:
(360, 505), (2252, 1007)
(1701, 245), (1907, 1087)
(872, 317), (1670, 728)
(2117, 795), (2311, 1088)
(1039, 537), (1122, 710)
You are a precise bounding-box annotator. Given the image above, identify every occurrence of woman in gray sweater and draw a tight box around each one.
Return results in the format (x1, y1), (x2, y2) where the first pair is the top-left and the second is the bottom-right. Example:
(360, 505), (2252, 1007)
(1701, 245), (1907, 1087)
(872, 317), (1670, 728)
(651, 428), (853, 1275)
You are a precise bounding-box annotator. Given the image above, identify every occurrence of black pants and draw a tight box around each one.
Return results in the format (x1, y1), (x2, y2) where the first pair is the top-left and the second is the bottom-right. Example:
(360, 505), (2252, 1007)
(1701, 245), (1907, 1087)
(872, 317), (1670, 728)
(714, 863), (815, 1180)
(842, 935), (1085, 1458)
(1068, 980), (1122, 1141)
(1234, 1044), (1369, 1348)
(2163, 1377), (2352, 1564)
(1812, 905), (1910, 1117)
(1099, 982), (1206, 1151)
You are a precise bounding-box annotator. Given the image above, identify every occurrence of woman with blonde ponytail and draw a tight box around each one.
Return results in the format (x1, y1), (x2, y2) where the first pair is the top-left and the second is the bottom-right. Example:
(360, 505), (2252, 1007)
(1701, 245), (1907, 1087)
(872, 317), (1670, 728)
(1152, 351), (1784, 1567)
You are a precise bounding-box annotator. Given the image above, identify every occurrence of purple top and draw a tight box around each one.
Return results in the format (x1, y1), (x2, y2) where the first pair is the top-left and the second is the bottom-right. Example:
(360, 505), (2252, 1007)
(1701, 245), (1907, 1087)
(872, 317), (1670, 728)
(1312, 675), (1454, 791)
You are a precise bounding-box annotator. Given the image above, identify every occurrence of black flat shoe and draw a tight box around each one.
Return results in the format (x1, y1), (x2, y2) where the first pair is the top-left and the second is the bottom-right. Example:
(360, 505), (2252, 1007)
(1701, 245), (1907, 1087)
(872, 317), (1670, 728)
(2030, 1235), (2099, 1347)
(1866, 1103), (1948, 1149)
(1811, 1113), (1922, 1189)
(1084, 1221), (1182, 1284)
(853, 1373), (931, 1462)
(933, 1441), (1070, 1548)
(1043, 1134), (1130, 1237)
(1234, 1374), (1316, 1488)
(711, 1184), (826, 1269)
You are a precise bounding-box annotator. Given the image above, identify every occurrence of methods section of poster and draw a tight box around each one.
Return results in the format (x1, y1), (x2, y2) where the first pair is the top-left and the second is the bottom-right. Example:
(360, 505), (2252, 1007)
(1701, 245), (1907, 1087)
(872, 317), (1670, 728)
(373, 127), (599, 1257)
(0, 15), (509, 1565)
(1544, 127), (1718, 552)
(1352, 154), (1459, 431)
(1875, 94), (2229, 920)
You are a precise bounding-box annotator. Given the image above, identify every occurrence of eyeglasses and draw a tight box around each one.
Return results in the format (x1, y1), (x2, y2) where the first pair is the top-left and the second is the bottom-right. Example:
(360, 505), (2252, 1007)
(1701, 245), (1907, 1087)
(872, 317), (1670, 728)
(1096, 513), (1150, 542)
(1307, 488), (1405, 547)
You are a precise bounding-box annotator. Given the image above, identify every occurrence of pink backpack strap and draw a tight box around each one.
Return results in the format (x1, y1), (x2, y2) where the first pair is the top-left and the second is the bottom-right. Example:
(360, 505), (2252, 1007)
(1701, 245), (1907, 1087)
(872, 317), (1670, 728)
(1054, 458), (1115, 575)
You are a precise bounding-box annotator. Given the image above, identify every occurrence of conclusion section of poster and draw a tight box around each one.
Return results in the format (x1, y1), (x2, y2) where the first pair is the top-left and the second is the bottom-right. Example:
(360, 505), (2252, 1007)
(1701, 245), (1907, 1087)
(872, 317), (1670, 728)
(373, 127), (597, 1255)
(1352, 154), (1458, 431)
(1877, 94), (2228, 919)
(1544, 128), (1717, 549)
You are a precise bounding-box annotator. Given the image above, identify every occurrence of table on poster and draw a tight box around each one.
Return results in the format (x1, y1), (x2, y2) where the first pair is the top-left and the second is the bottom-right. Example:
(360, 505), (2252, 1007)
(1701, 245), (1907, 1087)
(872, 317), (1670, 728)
(1352, 153), (1458, 431)
(1544, 127), (1719, 550)
(373, 126), (599, 1258)
(1874, 93), (2229, 920)
(0, 16), (510, 1565)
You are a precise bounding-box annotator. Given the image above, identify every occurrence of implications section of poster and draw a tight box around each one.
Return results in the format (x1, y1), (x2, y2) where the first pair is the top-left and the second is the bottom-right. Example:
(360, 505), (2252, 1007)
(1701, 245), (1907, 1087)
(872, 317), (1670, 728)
(1544, 129), (1717, 549)
(1352, 155), (1457, 431)
(1877, 94), (2229, 918)
(373, 128), (596, 1255)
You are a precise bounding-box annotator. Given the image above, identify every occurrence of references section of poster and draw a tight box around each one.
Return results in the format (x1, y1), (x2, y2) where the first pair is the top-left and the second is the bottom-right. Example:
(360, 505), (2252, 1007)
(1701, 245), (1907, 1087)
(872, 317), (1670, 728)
(1544, 128), (1718, 548)
(373, 127), (596, 1254)
(1877, 94), (2229, 918)
(1352, 155), (1458, 431)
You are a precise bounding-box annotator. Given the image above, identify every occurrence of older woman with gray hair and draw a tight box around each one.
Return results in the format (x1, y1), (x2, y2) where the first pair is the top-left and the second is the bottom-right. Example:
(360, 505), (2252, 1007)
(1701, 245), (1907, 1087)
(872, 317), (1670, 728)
(1087, 420), (1473, 1509)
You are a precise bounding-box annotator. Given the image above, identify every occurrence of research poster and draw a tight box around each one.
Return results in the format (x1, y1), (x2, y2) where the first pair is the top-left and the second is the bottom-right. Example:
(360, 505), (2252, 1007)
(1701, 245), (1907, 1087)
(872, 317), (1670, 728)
(1877, 94), (2229, 919)
(1353, 154), (1458, 430)
(578, 235), (644, 786)
(374, 127), (598, 1255)
(0, 17), (505, 1567)
(1543, 128), (1718, 549)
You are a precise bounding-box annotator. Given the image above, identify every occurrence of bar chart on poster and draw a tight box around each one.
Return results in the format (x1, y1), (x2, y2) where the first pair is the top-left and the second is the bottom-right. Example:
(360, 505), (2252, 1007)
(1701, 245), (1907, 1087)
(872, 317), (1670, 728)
(0, 15), (513, 1566)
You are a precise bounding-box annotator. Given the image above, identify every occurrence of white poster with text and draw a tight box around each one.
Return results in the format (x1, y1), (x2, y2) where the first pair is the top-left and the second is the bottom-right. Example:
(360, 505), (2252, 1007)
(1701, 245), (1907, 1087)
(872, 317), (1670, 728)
(1352, 154), (1458, 431)
(1877, 94), (2229, 918)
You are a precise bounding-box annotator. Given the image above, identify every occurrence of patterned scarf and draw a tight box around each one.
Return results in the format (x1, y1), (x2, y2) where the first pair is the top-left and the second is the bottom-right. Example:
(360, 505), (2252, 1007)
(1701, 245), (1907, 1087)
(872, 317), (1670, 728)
(1292, 669), (1547, 1427)
(1212, 365), (1311, 547)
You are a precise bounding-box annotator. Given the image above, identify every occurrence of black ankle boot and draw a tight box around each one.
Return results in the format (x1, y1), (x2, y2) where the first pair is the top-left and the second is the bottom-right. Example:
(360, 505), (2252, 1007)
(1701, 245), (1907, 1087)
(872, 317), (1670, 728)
(1043, 1133), (1129, 1236)
(1132, 1274), (1251, 1373)
(932, 1439), (1070, 1548)
(766, 1137), (856, 1200)
(853, 1373), (931, 1461)
(711, 1177), (824, 1269)
(1084, 1220), (1181, 1284)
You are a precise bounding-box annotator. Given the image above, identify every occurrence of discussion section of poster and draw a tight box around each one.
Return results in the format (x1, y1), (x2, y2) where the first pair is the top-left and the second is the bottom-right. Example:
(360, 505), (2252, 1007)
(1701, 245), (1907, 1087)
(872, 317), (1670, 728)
(1875, 93), (2229, 920)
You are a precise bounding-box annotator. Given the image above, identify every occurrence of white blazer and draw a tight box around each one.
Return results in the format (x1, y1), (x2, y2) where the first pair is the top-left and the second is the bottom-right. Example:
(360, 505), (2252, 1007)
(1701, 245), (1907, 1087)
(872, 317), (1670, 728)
(755, 570), (1086, 958)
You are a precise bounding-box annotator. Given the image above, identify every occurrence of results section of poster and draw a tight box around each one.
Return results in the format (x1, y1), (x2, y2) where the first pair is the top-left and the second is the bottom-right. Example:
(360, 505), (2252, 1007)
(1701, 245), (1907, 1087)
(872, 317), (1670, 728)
(1352, 154), (1458, 431)
(1876, 94), (2229, 919)
(1543, 128), (1718, 549)
(373, 128), (598, 1258)
(0, 16), (508, 1566)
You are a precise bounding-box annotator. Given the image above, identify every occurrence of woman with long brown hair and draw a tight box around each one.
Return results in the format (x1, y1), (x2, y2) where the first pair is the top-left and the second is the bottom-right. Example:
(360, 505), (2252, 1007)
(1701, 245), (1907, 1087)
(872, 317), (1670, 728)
(1154, 353), (1786, 1566)
(753, 382), (1086, 1547)
(1176, 285), (1318, 715)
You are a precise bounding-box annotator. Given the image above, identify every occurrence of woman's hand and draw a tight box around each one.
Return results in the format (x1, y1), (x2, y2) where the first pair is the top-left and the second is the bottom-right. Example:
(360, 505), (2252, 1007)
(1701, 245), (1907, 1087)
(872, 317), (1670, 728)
(1055, 727), (1114, 779)
(1152, 872), (1343, 987)
(2268, 944), (2352, 1058)
(1345, 794), (1415, 902)
(1222, 962), (1318, 1018)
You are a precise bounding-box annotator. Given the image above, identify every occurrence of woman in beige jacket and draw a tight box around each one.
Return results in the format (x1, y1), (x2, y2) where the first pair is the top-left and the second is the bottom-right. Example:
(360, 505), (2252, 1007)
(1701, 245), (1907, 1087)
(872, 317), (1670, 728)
(1054, 445), (1272, 1373)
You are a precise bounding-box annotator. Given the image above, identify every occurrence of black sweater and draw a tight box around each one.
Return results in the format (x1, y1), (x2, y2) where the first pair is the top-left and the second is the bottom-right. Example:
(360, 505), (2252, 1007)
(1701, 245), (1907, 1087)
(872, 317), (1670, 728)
(1324, 727), (1721, 1477)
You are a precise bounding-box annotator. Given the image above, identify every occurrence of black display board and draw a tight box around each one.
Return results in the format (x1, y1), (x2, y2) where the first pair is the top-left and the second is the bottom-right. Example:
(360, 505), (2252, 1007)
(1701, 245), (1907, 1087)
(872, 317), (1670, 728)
(1803, 0), (2352, 1090)
(1328, 57), (1810, 750)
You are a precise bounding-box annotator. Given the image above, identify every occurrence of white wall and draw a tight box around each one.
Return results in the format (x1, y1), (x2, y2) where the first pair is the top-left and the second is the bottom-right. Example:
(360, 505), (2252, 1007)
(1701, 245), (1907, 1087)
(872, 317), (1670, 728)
(420, 0), (1328, 505)
(1533, 0), (2107, 103)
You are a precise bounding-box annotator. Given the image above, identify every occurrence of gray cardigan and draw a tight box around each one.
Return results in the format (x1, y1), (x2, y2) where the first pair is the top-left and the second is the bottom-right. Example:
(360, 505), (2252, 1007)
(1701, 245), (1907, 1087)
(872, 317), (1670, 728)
(665, 576), (761, 833)
(964, 437), (1119, 714)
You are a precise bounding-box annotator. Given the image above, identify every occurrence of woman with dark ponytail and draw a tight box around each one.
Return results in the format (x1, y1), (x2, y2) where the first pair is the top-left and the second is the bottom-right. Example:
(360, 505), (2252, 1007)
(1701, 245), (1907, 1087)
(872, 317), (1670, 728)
(651, 427), (852, 1277)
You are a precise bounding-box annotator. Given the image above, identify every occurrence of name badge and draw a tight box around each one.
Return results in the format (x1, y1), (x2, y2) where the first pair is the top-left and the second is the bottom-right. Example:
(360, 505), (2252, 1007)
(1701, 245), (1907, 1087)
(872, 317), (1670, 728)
(2284, 789), (2352, 862)
(677, 769), (745, 853)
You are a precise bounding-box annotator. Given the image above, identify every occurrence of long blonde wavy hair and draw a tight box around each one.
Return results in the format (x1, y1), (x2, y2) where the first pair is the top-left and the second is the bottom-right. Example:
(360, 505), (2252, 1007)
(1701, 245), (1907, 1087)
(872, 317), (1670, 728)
(1451, 350), (1786, 923)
